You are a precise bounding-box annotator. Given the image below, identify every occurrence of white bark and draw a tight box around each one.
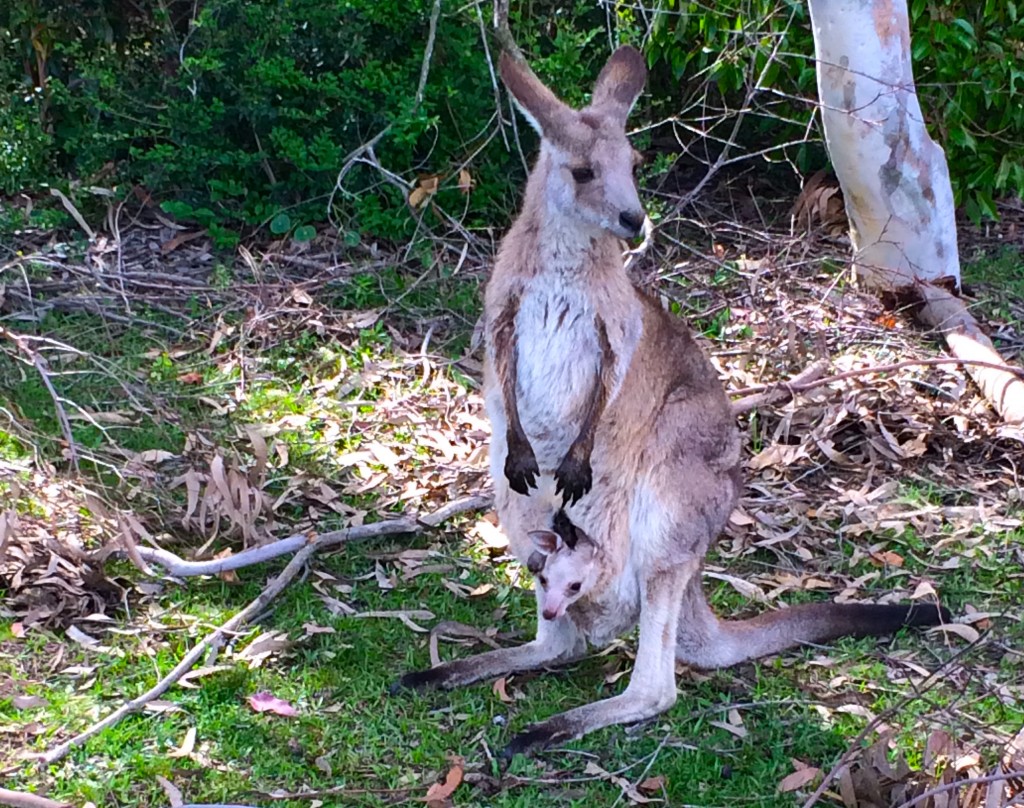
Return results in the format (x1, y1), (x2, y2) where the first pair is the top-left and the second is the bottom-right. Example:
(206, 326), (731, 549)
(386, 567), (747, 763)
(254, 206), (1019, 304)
(808, 0), (1024, 426)
(808, 0), (960, 291)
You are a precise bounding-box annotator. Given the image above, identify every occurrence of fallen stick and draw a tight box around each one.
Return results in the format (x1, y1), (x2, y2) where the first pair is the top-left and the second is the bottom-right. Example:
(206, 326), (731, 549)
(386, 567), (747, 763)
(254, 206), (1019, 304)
(800, 637), (985, 808)
(117, 494), (491, 578)
(730, 356), (1024, 416)
(891, 769), (1024, 808)
(730, 359), (829, 415)
(37, 497), (486, 764)
(0, 789), (70, 808)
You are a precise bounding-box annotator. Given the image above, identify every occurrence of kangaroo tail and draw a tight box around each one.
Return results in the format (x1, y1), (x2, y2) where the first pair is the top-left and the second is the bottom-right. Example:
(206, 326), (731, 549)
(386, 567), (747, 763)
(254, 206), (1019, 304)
(677, 578), (950, 669)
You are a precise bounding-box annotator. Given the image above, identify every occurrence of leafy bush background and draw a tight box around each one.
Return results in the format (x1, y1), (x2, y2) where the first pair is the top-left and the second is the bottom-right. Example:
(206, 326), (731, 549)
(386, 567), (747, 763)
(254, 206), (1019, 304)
(1, 0), (1021, 240)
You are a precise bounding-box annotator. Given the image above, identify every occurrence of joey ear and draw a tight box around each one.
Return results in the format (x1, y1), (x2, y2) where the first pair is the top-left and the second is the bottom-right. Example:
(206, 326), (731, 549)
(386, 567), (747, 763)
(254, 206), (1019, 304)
(589, 45), (647, 123)
(499, 51), (573, 137)
(575, 533), (599, 557)
(526, 551), (546, 575)
(528, 529), (562, 556)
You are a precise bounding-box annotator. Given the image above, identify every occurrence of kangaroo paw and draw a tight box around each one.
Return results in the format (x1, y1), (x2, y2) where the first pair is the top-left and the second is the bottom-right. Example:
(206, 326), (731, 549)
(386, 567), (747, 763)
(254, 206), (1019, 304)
(505, 433), (540, 495)
(501, 717), (574, 758)
(390, 666), (450, 694)
(554, 451), (592, 505)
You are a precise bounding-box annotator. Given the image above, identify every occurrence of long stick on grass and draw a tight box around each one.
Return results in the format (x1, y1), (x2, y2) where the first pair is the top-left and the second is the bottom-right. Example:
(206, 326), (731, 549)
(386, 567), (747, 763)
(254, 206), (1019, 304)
(37, 497), (487, 764)
(119, 495), (490, 577)
(730, 356), (1024, 416)
(0, 789), (71, 808)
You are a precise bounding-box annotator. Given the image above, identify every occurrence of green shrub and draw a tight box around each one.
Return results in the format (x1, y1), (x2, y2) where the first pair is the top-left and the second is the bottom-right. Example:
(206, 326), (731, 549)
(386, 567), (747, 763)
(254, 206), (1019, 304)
(910, 0), (1024, 220)
(4, 0), (1018, 236)
(645, 0), (1024, 220)
(0, 1), (619, 243)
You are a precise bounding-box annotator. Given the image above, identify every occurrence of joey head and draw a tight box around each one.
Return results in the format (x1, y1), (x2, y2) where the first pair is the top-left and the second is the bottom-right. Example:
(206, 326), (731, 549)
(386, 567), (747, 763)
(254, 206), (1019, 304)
(526, 513), (602, 621)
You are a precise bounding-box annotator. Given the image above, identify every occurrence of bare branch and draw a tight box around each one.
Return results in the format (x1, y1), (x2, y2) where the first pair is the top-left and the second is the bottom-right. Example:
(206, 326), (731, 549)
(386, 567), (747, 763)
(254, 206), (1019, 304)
(730, 356), (1024, 417)
(0, 326), (80, 471)
(110, 495), (489, 577)
(36, 494), (488, 764)
(0, 789), (70, 808)
(415, 0), (443, 107)
(891, 769), (1024, 808)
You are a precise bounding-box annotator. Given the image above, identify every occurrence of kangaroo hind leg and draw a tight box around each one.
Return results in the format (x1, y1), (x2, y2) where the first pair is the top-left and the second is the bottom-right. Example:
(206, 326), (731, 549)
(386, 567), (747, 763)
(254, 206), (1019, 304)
(503, 558), (699, 756)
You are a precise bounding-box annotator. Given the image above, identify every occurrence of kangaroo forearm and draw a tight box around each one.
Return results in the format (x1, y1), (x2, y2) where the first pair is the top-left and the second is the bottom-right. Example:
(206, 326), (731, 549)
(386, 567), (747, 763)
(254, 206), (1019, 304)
(492, 292), (539, 493)
(556, 317), (614, 504)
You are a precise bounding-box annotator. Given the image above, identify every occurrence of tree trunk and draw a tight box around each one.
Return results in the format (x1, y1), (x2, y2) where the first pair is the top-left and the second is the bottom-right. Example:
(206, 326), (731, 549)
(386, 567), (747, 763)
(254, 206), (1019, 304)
(807, 0), (1024, 426)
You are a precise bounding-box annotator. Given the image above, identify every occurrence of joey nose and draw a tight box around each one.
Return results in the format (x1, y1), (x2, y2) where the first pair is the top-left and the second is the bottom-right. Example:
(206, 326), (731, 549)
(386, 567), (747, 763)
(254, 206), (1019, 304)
(618, 211), (644, 236)
(542, 607), (557, 620)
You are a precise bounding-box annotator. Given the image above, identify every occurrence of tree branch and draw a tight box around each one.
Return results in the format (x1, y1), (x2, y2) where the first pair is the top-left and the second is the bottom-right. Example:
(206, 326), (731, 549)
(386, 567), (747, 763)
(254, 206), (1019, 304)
(110, 495), (490, 577)
(730, 356), (1024, 417)
(0, 789), (70, 808)
(892, 769), (1024, 808)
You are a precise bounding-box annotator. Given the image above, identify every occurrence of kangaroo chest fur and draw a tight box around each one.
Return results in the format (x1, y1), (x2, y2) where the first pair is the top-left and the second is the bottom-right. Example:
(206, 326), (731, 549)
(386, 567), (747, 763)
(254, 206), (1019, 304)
(512, 276), (603, 469)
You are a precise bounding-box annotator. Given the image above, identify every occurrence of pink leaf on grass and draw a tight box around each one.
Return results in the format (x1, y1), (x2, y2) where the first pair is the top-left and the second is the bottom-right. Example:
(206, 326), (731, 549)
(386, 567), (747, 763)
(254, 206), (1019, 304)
(247, 691), (298, 717)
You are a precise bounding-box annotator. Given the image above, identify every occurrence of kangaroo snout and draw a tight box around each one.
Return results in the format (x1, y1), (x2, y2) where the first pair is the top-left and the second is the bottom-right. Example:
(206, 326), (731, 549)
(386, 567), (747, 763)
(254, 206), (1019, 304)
(618, 210), (644, 237)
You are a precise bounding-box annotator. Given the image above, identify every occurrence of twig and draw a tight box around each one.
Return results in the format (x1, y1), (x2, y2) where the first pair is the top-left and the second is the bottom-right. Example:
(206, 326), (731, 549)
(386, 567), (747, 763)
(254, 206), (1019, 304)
(418, 494), (492, 527)
(114, 495), (489, 577)
(36, 539), (319, 764)
(492, 0), (522, 62)
(622, 215), (656, 273)
(262, 785), (415, 801)
(892, 769), (1024, 808)
(730, 356), (1024, 415)
(670, 9), (794, 215)
(0, 326), (79, 471)
(415, 0), (443, 107)
(476, 2), (508, 150)
(48, 188), (94, 240)
(0, 788), (70, 808)
(37, 495), (484, 764)
(730, 358), (830, 415)
(126, 519), (414, 577)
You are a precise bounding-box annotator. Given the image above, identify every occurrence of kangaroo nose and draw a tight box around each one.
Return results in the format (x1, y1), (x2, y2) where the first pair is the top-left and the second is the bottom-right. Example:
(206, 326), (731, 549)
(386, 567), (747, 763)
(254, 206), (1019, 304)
(542, 608), (557, 620)
(619, 211), (644, 236)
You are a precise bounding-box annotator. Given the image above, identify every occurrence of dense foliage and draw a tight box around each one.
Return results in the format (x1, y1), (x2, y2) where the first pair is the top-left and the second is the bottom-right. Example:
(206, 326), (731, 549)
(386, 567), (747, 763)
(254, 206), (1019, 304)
(1, 0), (1021, 241)
(645, 0), (1024, 221)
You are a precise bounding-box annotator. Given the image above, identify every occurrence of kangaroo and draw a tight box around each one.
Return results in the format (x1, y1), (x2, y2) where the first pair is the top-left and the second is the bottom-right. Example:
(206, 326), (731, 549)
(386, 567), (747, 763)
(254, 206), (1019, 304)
(394, 45), (948, 756)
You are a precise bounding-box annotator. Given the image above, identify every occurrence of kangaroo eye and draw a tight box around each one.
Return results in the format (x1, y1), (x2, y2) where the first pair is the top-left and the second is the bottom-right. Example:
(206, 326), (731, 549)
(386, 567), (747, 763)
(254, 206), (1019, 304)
(538, 575), (548, 588)
(571, 166), (595, 184)
(568, 582), (582, 593)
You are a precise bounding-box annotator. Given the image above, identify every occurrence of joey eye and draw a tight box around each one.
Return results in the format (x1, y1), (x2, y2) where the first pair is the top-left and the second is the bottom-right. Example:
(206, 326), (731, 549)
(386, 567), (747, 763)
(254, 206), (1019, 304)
(538, 575), (548, 588)
(571, 166), (595, 184)
(568, 582), (582, 593)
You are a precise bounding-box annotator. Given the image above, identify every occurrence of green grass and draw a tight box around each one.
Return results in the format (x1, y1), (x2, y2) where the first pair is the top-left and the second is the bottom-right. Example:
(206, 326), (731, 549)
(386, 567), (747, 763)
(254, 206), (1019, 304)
(1, 256), (1021, 806)
(6, 531), (1018, 806)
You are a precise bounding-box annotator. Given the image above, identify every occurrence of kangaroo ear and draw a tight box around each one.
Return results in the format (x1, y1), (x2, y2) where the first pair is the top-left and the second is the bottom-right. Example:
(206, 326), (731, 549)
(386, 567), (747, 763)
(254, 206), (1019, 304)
(589, 45), (647, 123)
(528, 529), (562, 556)
(526, 551), (546, 575)
(499, 51), (574, 137)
